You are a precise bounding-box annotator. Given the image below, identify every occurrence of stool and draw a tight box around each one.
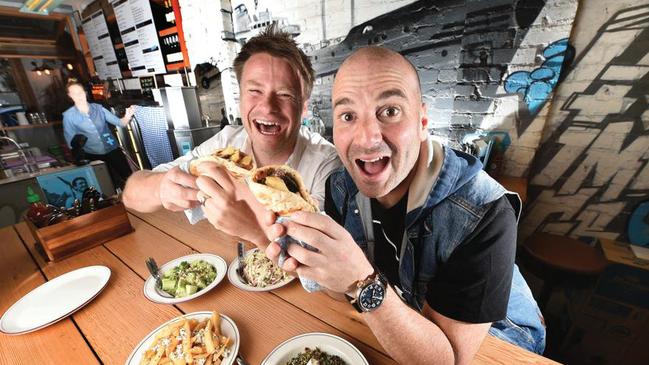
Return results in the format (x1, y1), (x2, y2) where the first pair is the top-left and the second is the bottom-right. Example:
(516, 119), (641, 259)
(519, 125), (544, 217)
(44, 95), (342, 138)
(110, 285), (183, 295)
(520, 232), (609, 310)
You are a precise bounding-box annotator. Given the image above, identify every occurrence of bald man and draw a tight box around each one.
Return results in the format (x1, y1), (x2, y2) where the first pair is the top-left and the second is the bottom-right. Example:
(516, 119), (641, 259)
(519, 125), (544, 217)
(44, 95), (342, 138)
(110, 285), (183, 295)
(266, 47), (545, 364)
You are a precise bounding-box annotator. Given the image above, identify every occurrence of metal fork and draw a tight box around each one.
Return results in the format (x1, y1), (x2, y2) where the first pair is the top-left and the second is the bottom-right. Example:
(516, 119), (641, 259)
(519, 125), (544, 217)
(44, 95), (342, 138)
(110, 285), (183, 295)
(145, 257), (174, 298)
(235, 353), (249, 365)
(236, 242), (246, 281)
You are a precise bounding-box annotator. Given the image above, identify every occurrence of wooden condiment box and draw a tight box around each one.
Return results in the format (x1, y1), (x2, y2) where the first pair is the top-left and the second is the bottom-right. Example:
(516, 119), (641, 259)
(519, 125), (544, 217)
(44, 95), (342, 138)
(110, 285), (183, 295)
(25, 202), (133, 262)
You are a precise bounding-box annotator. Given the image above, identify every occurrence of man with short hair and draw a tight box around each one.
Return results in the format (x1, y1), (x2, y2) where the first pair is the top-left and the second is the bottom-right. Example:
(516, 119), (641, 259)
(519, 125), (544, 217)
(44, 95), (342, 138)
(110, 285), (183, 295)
(267, 47), (545, 364)
(123, 25), (340, 247)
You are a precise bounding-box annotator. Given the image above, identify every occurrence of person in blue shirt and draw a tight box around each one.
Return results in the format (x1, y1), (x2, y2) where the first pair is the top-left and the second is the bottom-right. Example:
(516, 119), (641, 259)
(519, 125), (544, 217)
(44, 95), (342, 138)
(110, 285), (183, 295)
(62, 78), (136, 188)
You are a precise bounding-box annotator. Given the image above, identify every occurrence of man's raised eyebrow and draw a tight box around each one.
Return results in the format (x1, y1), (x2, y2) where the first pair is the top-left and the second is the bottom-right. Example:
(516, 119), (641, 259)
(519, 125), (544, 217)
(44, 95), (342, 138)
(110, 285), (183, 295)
(333, 97), (353, 108)
(378, 88), (407, 100)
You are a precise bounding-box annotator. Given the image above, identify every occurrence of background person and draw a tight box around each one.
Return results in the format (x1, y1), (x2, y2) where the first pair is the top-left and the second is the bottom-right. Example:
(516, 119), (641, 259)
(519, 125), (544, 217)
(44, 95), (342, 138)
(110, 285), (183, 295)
(62, 78), (136, 188)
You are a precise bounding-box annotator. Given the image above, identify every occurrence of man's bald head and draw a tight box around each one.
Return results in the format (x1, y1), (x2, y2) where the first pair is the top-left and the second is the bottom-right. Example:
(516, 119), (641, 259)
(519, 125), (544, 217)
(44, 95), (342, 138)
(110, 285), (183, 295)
(336, 47), (422, 101)
(331, 46), (429, 205)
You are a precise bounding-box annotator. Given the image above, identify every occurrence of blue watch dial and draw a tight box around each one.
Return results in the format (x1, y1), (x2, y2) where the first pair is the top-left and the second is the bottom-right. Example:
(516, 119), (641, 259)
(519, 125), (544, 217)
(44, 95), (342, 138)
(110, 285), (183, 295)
(359, 282), (385, 311)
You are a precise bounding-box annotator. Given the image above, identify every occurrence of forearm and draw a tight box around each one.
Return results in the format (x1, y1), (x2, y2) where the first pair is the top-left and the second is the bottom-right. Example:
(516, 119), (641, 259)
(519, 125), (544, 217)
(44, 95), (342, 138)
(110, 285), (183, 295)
(122, 170), (165, 212)
(363, 287), (455, 365)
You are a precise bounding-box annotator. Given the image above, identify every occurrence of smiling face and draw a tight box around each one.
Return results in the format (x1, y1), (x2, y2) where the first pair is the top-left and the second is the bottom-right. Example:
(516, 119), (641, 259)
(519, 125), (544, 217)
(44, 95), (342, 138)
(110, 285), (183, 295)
(239, 53), (306, 165)
(332, 48), (428, 206)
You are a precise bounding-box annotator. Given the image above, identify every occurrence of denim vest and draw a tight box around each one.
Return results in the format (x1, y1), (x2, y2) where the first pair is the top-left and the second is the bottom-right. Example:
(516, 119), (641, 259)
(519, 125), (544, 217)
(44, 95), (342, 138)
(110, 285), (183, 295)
(328, 145), (546, 354)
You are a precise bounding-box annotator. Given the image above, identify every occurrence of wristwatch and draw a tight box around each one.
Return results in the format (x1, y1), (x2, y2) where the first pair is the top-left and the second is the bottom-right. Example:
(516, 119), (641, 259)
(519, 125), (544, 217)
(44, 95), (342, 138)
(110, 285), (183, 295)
(345, 269), (387, 313)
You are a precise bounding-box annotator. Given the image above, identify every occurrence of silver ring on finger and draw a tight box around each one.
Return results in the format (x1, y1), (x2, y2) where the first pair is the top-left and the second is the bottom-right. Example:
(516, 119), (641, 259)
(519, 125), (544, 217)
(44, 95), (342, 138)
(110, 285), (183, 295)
(197, 191), (211, 207)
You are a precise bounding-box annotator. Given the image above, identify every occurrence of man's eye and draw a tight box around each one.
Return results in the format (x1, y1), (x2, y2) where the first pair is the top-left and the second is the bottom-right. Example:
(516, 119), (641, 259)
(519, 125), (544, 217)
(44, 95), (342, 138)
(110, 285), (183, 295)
(381, 107), (400, 118)
(249, 89), (261, 95)
(339, 113), (355, 122)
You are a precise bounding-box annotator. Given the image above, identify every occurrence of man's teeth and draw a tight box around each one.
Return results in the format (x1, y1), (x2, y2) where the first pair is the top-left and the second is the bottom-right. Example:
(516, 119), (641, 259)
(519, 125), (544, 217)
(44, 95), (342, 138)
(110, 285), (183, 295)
(256, 120), (278, 126)
(360, 157), (385, 163)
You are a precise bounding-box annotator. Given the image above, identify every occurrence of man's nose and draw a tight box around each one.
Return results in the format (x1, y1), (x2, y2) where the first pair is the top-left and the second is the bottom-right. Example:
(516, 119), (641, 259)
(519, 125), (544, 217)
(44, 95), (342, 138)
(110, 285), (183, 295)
(355, 117), (383, 148)
(258, 92), (280, 114)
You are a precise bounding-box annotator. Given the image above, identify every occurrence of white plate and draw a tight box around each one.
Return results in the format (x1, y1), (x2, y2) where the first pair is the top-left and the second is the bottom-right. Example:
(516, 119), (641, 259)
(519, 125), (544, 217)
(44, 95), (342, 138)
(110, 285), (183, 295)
(0, 265), (111, 335)
(125, 311), (240, 365)
(261, 332), (369, 365)
(143, 253), (227, 304)
(227, 248), (295, 292)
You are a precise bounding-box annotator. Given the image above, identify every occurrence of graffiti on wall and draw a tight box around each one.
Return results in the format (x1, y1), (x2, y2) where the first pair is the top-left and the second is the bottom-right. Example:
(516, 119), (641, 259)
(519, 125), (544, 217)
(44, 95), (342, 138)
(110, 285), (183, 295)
(522, 5), (649, 243)
(504, 38), (574, 117)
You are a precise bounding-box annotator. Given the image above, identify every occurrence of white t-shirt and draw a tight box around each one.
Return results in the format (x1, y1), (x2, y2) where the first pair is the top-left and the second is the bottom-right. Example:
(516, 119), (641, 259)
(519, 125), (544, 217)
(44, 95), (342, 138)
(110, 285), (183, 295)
(154, 125), (341, 208)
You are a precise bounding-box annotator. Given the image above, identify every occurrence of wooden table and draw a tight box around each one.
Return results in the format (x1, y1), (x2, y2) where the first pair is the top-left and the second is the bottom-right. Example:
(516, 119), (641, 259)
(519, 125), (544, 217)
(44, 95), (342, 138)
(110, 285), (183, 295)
(0, 210), (559, 364)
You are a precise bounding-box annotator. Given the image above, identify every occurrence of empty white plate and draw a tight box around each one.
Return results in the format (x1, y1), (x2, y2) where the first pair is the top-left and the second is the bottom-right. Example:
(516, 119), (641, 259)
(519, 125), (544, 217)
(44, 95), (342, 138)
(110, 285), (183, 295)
(227, 248), (295, 292)
(143, 253), (227, 304)
(125, 311), (240, 365)
(261, 332), (369, 365)
(0, 265), (111, 335)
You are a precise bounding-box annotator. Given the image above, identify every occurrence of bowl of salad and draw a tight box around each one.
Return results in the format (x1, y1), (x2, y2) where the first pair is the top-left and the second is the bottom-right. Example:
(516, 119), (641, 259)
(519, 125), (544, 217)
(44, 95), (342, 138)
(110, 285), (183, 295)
(227, 248), (294, 292)
(143, 253), (227, 304)
(261, 332), (368, 365)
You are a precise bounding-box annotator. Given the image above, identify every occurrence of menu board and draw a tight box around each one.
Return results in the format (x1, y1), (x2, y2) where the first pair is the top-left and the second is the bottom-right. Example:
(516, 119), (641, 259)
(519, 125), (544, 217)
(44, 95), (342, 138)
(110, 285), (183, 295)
(111, 0), (166, 76)
(81, 11), (122, 80)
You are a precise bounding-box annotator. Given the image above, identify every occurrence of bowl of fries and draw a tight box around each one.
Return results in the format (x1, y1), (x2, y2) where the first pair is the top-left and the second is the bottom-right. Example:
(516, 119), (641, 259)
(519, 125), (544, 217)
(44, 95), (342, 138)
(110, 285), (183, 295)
(125, 311), (239, 365)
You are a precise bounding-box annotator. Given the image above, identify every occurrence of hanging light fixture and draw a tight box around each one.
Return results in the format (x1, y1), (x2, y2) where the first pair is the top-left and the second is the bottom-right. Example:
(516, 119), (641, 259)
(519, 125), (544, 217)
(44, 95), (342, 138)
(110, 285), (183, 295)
(66, 63), (73, 70)
(30, 61), (43, 75)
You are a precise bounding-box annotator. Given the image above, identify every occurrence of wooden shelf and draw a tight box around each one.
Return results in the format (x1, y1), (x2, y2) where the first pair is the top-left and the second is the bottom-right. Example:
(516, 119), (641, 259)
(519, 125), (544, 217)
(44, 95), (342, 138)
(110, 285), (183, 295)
(0, 120), (62, 131)
(158, 26), (177, 37)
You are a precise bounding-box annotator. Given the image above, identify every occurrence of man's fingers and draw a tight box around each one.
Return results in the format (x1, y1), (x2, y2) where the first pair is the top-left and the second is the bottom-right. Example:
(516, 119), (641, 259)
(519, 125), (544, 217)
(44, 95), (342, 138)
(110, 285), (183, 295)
(266, 241), (281, 262)
(282, 257), (299, 272)
(168, 167), (198, 189)
(268, 223), (286, 241)
(288, 212), (343, 240)
(260, 210), (277, 226)
(286, 243), (322, 267)
(176, 185), (199, 202)
(196, 163), (236, 193)
(281, 220), (329, 253)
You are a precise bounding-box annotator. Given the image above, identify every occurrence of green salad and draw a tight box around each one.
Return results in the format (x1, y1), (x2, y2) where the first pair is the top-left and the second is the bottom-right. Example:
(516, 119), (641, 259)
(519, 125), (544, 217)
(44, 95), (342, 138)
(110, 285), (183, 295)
(161, 260), (216, 298)
(286, 347), (347, 365)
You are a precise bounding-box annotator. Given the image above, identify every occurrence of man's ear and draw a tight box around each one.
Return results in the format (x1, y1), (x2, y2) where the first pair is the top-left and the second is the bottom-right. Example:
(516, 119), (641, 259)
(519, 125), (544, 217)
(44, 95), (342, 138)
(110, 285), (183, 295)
(419, 102), (429, 139)
(301, 100), (309, 119)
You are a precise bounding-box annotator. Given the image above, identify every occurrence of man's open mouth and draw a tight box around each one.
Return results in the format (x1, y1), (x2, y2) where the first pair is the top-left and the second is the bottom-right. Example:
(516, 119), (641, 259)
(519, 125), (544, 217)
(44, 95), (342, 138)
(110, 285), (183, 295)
(355, 156), (390, 176)
(254, 119), (281, 135)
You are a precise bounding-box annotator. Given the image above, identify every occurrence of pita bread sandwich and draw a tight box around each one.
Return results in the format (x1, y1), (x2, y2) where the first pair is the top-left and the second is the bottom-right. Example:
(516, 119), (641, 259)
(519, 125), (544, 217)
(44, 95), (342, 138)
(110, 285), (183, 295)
(188, 145), (255, 178)
(248, 165), (318, 216)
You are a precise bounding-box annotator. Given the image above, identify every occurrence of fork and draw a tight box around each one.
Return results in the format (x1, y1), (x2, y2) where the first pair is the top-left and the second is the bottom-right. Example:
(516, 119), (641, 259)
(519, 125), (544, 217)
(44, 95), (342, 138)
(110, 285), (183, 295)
(236, 242), (246, 281)
(145, 257), (174, 298)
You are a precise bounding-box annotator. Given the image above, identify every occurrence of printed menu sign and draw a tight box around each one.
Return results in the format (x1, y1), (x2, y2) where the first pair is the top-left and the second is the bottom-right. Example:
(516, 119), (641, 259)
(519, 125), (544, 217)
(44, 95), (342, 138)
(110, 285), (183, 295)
(81, 11), (122, 80)
(111, 0), (166, 76)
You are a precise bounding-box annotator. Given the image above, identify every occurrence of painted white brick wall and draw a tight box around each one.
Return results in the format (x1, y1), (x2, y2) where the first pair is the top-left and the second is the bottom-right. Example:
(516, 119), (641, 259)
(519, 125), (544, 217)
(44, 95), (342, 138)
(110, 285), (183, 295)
(235, 0), (416, 46)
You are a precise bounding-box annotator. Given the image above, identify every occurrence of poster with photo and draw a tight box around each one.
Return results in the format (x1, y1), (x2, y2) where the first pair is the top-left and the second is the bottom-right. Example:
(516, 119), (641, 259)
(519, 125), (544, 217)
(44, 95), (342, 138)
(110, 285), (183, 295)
(36, 167), (102, 209)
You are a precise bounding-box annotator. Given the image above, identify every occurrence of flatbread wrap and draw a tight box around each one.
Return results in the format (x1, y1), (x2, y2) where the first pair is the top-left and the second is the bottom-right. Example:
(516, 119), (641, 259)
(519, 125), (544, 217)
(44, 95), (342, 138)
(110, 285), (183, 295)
(247, 165), (318, 216)
(188, 146), (254, 178)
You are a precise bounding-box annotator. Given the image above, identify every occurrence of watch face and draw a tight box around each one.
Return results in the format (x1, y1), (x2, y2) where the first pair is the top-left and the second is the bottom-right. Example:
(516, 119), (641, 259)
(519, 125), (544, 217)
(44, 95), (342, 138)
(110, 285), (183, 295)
(359, 282), (385, 311)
